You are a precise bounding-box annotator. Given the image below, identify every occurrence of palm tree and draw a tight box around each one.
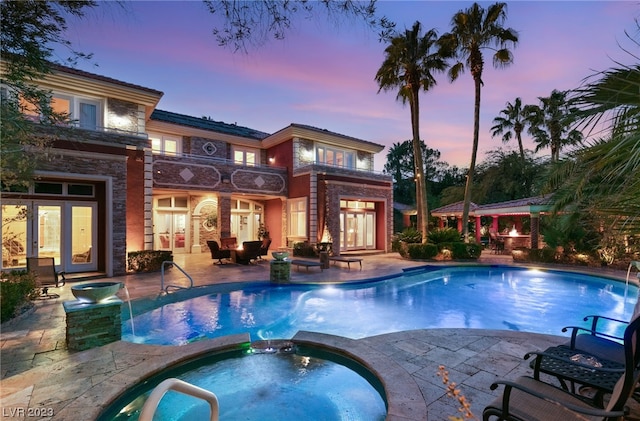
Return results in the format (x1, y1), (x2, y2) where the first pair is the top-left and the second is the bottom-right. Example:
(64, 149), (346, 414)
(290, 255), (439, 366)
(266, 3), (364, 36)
(491, 97), (527, 160)
(439, 2), (518, 241)
(527, 89), (583, 162)
(547, 61), (640, 237)
(375, 21), (449, 242)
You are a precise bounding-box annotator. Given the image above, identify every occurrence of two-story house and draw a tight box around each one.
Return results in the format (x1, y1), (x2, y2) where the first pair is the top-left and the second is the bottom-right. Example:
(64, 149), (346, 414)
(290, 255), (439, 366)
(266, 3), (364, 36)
(1, 61), (393, 277)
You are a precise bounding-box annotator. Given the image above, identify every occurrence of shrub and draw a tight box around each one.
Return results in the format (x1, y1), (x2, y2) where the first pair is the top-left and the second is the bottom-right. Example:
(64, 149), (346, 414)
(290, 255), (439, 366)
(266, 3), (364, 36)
(127, 250), (173, 272)
(449, 242), (481, 260)
(293, 242), (316, 257)
(396, 227), (422, 244)
(527, 247), (557, 263)
(407, 243), (438, 259)
(0, 270), (37, 323)
(428, 227), (462, 244)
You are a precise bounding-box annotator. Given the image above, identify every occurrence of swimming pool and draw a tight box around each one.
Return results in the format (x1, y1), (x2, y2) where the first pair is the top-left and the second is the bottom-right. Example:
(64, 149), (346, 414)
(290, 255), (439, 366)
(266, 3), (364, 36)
(123, 265), (638, 345)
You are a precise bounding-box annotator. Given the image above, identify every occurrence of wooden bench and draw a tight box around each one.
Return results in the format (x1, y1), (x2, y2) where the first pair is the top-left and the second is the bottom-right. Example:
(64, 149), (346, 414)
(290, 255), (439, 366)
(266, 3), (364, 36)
(289, 259), (324, 271)
(329, 256), (363, 270)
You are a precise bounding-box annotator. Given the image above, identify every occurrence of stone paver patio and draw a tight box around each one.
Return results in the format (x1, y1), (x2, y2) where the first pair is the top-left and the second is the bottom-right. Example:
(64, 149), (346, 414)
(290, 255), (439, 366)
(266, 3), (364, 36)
(1, 251), (638, 420)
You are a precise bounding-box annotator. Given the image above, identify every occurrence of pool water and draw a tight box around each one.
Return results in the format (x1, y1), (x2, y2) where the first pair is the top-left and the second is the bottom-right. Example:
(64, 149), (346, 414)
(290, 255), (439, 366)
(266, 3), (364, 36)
(123, 266), (638, 345)
(102, 346), (387, 421)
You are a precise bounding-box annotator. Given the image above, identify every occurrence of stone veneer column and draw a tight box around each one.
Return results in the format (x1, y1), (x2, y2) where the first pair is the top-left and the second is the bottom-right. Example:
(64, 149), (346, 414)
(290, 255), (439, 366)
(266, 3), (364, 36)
(219, 193), (232, 239)
(64, 298), (122, 351)
(309, 172), (317, 243)
(280, 197), (288, 250)
(143, 147), (154, 250)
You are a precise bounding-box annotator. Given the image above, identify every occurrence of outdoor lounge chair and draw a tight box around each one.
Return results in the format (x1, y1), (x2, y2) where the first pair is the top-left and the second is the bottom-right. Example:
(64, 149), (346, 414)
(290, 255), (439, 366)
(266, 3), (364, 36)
(484, 314), (640, 420)
(207, 240), (231, 264)
(258, 238), (271, 260)
(561, 314), (630, 365)
(26, 257), (66, 298)
(234, 241), (262, 265)
(489, 231), (505, 254)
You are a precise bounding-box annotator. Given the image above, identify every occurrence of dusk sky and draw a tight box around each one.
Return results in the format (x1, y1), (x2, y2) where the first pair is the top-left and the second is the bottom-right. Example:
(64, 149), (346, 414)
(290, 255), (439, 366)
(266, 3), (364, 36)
(59, 1), (638, 171)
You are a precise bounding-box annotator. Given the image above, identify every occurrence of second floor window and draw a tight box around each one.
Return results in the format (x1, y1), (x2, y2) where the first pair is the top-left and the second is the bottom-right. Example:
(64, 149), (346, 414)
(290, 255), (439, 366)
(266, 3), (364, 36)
(150, 134), (181, 156)
(233, 147), (258, 166)
(316, 145), (354, 169)
(22, 93), (103, 130)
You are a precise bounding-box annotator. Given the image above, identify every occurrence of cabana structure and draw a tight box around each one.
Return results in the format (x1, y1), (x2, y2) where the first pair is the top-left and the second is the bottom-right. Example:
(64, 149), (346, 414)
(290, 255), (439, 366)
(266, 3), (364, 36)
(432, 195), (554, 250)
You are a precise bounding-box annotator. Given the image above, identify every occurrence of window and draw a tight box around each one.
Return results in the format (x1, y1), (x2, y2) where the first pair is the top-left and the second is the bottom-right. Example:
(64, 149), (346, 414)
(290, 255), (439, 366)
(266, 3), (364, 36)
(150, 134), (181, 156)
(288, 198), (307, 237)
(19, 92), (103, 129)
(233, 147), (258, 166)
(156, 196), (188, 209)
(316, 145), (354, 169)
(30, 182), (94, 197)
(341, 200), (375, 210)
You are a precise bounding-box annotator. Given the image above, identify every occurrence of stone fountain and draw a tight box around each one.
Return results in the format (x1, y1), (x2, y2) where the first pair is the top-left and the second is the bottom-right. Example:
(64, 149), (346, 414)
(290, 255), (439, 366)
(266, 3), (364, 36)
(63, 282), (124, 351)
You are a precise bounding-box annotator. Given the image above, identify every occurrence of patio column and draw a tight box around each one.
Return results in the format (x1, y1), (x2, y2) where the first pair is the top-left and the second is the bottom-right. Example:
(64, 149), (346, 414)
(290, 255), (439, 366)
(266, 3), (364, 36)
(492, 216), (499, 232)
(219, 193), (232, 239)
(404, 212), (412, 228)
(475, 216), (481, 244)
(457, 218), (463, 233)
(438, 218), (444, 229)
(530, 212), (540, 249)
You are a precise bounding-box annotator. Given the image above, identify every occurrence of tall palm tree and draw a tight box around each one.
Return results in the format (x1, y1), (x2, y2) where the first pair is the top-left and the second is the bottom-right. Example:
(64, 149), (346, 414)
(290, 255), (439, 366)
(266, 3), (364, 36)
(439, 2), (518, 241)
(527, 89), (583, 162)
(375, 21), (448, 242)
(491, 97), (527, 160)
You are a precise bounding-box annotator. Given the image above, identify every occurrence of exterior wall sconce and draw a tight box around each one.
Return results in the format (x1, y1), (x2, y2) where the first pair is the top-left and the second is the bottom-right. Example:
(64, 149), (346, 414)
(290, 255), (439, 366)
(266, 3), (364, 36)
(268, 157), (275, 164)
(222, 175), (230, 184)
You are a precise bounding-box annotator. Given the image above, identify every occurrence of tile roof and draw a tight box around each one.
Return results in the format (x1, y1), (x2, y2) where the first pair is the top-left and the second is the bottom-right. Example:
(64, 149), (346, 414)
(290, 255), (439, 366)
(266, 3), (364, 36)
(431, 195), (554, 216)
(150, 110), (270, 140)
(48, 62), (163, 96)
(476, 195), (554, 211)
(271, 123), (385, 150)
(431, 201), (479, 215)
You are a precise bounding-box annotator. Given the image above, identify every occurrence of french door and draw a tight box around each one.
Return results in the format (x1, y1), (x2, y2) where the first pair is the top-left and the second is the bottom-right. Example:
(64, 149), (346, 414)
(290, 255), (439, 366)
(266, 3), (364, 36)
(1, 201), (97, 272)
(340, 211), (375, 251)
(155, 212), (187, 253)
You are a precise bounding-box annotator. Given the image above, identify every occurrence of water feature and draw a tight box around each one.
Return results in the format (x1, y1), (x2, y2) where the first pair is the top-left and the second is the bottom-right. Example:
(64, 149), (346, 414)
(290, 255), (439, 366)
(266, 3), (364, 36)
(71, 281), (123, 303)
(123, 266), (639, 346)
(122, 285), (135, 337)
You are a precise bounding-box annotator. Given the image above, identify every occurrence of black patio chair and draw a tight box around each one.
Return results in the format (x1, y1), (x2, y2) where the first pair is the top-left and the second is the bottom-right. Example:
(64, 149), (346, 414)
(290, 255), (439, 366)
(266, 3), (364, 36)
(489, 231), (505, 254)
(483, 314), (640, 420)
(207, 240), (231, 264)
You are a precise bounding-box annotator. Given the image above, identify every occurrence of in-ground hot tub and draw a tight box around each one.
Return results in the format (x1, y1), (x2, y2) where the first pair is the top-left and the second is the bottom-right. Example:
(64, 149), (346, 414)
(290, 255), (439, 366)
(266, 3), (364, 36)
(98, 336), (388, 421)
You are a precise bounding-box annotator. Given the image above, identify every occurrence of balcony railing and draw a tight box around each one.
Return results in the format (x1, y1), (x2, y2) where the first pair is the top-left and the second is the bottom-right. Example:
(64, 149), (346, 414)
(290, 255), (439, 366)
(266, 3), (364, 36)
(152, 153), (288, 195)
(25, 115), (148, 138)
(294, 163), (391, 182)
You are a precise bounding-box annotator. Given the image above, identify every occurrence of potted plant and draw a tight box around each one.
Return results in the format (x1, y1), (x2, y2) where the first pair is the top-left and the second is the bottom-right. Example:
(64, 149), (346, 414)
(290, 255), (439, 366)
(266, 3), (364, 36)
(203, 212), (217, 231)
(257, 224), (269, 240)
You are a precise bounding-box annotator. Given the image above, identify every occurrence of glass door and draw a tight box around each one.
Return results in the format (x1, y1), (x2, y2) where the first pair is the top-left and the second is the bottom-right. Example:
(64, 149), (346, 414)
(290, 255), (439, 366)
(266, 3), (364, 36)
(340, 211), (376, 251)
(1, 204), (28, 269)
(69, 204), (96, 270)
(155, 212), (187, 253)
(173, 213), (186, 253)
(35, 204), (62, 264)
(365, 211), (375, 249)
(2, 201), (97, 272)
